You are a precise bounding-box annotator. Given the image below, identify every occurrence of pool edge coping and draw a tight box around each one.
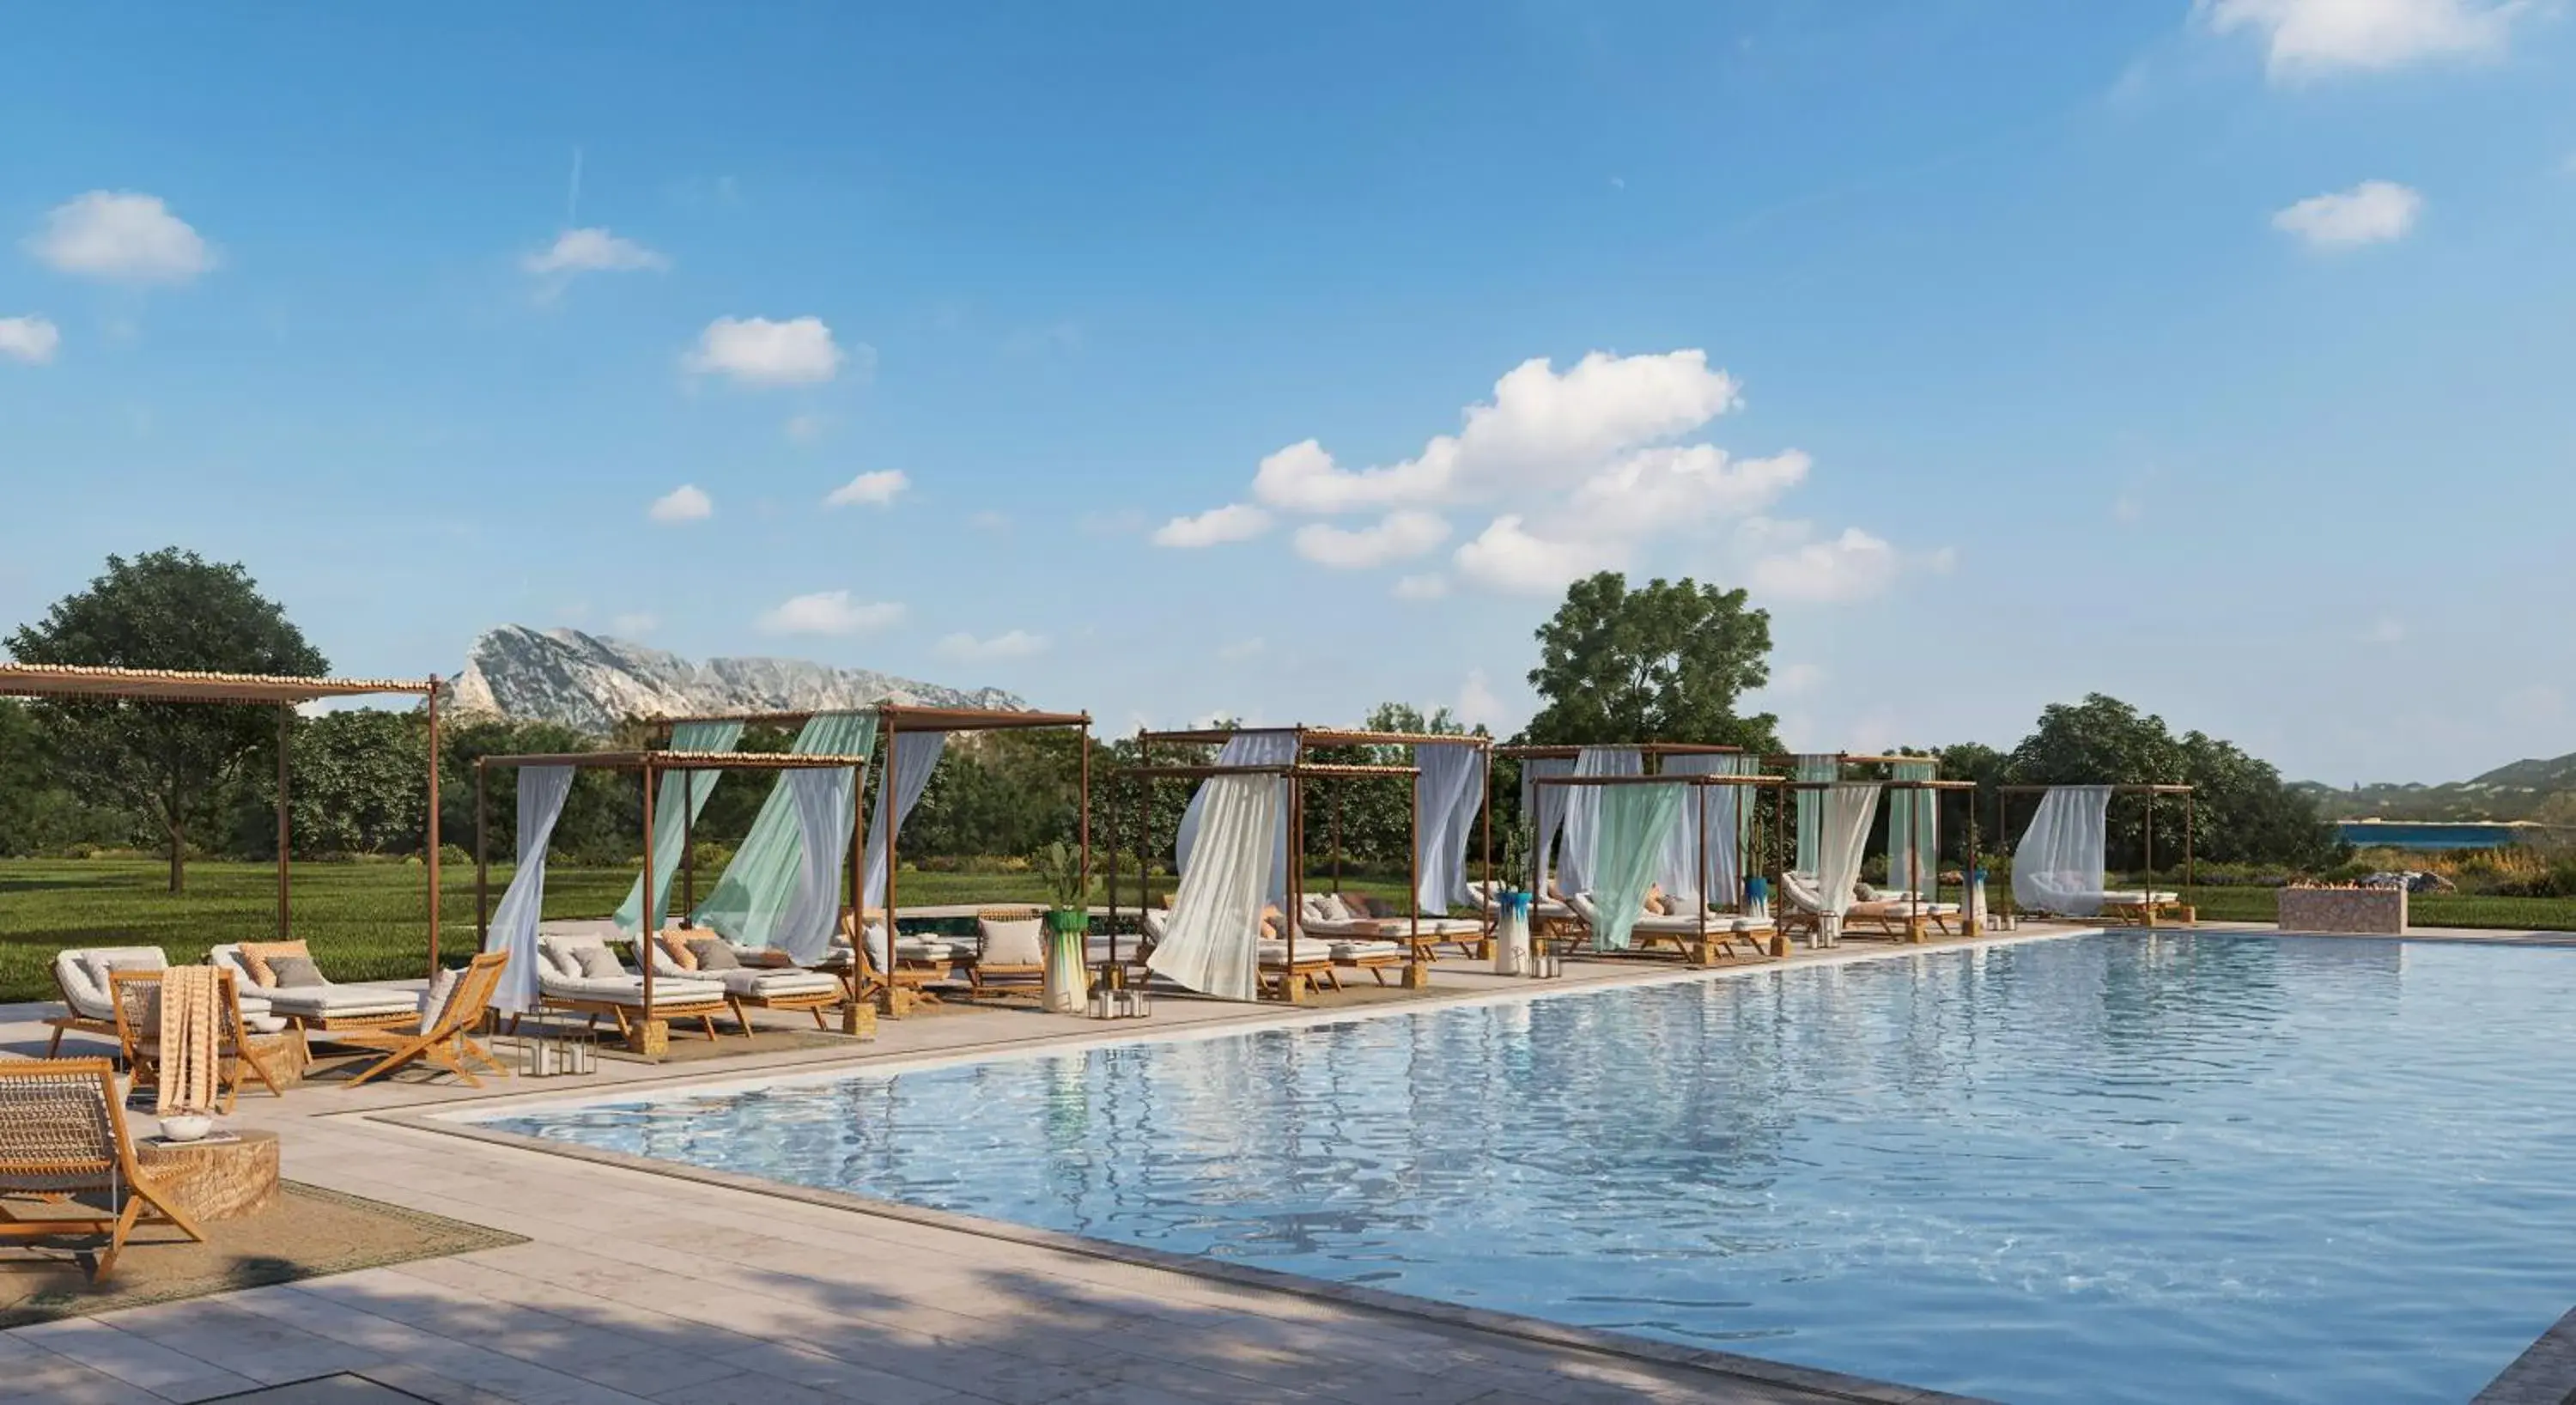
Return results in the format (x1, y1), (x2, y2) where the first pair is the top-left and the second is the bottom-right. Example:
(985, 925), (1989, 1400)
(382, 1108), (1990, 1405)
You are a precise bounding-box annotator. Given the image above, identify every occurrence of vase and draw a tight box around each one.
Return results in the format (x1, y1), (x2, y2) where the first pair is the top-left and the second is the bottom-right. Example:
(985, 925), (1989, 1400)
(158, 1113), (213, 1142)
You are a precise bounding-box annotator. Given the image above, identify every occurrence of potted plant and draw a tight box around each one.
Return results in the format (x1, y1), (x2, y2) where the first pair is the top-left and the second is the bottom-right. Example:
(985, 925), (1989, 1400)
(1033, 840), (1090, 934)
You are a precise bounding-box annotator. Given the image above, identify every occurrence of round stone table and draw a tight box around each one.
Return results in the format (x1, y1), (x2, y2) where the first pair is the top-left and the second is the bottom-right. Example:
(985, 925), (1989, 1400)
(136, 1128), (280, 1221)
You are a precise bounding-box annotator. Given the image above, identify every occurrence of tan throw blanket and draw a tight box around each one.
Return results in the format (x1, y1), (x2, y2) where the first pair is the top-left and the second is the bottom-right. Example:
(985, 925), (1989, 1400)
(155, 965), (223, 1115)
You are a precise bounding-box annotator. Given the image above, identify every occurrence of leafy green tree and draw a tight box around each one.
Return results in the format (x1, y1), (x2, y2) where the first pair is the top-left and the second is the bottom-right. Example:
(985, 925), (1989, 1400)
(225, 709), (428, 859)
(1522, 572), (1780, 751)
(7, 550), (328, 891)
(2001, 693), (2338, 871)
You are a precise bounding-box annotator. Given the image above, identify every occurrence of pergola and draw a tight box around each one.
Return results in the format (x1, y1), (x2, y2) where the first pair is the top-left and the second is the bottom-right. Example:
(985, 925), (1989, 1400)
(471, 749), (872, 1028)
(1995, 782), (2197, 927)
(1527, 769), (1785, 964)
(1495, 741), (1751, 890)
(645, 703), (1093, 950)
(0, 663), (446, 974)
(1776, 775), (1982, 941)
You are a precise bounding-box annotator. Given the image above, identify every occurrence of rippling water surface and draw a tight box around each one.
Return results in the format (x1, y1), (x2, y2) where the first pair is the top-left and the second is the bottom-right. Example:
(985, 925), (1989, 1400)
(484, 934), (2576, 1403)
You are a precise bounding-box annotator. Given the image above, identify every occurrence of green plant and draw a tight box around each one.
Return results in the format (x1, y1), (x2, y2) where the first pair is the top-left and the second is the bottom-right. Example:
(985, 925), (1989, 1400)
(1030, 839), (1085, 909)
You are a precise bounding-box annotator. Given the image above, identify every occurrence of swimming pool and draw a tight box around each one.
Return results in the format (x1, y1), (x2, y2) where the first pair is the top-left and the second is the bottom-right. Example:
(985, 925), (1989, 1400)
(479, 934), (2576, 1403)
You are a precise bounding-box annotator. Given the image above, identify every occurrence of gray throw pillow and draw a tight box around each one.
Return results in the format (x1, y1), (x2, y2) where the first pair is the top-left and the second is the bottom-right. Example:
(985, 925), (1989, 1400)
(266, 955), (326, 988)
(570, 946), (627, 980)
(686, 939), (741, 971)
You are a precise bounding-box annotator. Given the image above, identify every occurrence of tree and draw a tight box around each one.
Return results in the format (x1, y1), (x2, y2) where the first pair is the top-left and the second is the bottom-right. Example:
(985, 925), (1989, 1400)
(8, 550), (328, 891)
(2002, 693), (2339, 871)
(1522, 572), (1779, 751)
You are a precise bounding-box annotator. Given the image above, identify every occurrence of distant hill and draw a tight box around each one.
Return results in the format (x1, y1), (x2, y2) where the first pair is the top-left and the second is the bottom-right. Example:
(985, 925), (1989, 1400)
(2296, 751), (2576, 823)
(451, 626), (1028, 733)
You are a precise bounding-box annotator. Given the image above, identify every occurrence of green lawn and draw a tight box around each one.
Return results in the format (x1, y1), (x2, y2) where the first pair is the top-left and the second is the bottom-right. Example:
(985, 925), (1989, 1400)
(0, 857), (1413, 1003)
(2178, 885), (2576, 932)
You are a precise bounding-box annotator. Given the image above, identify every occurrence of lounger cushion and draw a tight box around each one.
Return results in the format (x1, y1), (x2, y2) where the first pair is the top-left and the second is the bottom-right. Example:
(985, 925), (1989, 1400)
(266, 955), (326, 988)
(418, 966), (460, 1021)
(895, 937), (957, 962)
(656, 930), (699, 970)
(76, 950), (167, 1013)
(541, 974), (725, 1006)
(260, 983), (419, 1018)
(717, 969), (841, 999)
(236, 940), (311, 988)
(1327, 939), (1407, 960)
(568, 946), (626, 980)
(686, 938), (741, 971)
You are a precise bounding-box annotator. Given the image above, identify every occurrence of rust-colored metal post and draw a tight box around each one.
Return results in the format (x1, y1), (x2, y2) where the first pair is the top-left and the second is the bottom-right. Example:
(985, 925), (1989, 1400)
(2143, 789), (2157, 930)
(276, 706), (291, 942)
(680, 769), (695, 925)
(1330, 786), (1342, 896)
(883, 720), (900, 974)
(1406, 769), (1423, 985)
(1696, 782), (1710, 961)
(474, 759), (489, 947)
(1285, 769), (1303, 1003)
(640, 760), (656, 1010)
(2185, 792), (2196, 922)
(426, 678), (441, 976)
(1078, 720), (1092, 909)
(846, 760), (870, 1031)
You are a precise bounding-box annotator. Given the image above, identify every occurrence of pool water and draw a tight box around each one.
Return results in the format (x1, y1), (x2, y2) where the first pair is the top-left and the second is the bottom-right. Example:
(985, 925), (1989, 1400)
(482, 934), (2576, 1403)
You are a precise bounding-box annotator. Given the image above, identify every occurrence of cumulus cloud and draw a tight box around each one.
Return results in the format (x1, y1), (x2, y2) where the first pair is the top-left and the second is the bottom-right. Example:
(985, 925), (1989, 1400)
(1291, 511), (1451, 569)
(1748, 527), (1904, 603)
(757, 591), (904, 636)
(824, 470), (909, 508)
(2203, 0), (2521, 77)
(1392, 574), (1450, 600)
(523, 227), (667, 277)
(648, 484), (713, 523)
(1453, 516), (1625, 596)
(0, 315), (60, 364)
(26, 192), (214, 283)
(1564, 446), (1809, 534)
(684, 315), (845, 386)
(1153, 503), (1273, 548)
(936, 630), (1048, 661)
(2273, 180), (2422, 247)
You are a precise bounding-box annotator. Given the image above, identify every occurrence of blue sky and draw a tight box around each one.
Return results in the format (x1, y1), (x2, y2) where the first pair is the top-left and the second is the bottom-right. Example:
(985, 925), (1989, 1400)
(2, 0), (2569, 785)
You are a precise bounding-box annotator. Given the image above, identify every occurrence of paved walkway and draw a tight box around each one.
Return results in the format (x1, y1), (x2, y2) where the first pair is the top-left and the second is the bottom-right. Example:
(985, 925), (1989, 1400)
(0, 928), (2111, 1405)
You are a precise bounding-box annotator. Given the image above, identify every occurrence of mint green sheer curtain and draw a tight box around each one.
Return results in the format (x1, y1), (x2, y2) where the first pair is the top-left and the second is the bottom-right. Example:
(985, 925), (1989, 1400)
(1885, 760), (1938, 896)
(613, 720), (745, 934)
(693, 711), (877, 949)
(1793, 754), (1838, 872)
(1590, 782), (1684, 952)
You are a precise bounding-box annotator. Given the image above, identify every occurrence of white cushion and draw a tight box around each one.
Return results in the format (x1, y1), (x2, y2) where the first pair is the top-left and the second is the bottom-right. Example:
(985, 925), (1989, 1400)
(261, 983), (419, 1017)
(55, 946), (166, 1020)
(1330, 939), (1406, 959)
(978, 916), (1047, 967)
(539, 973), (725, 1006)
(894, 936), (957, 962)
(719, 969), (840, 999)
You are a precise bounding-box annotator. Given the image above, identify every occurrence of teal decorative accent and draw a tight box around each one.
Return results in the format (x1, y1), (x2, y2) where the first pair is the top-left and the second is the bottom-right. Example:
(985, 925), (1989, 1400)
(614, 720), (745, 934)
(693, 710), (878, 949)
(1591, 782), (1685, 952)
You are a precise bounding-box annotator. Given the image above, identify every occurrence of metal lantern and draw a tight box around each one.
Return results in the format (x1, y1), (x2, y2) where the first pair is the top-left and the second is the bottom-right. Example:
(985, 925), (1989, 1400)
(1118, 986), (1152, 1019)
(1087, 981), (1113, 1019)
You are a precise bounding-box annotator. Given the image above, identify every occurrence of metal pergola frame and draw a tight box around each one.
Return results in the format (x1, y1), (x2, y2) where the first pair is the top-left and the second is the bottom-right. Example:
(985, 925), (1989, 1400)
(1110, 757), (1427, 1003)
(647, 703), (1093, 958)
(0, 663), (446, 976)
(1994, 782), (2196, 925)
(472, 749), (872, 1019)
(1776, 776), (1983, 937)
(1530, 771), (1785, 962)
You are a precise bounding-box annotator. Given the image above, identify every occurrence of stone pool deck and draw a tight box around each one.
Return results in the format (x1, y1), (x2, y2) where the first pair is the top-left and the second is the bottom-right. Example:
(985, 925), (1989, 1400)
(3, 918), (2560, 1404)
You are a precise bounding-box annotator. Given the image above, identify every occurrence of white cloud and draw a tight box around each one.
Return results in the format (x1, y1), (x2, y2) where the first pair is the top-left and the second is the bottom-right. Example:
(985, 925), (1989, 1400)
(2203, 0), (2521, 78)
(1216, 638), (1266, 662)
(2273, 180), (2422, 247)
(610, 611), (659, 636)
(824, 470), (909, 508)
(1452, 516), (1625, 596)
(523, 227), (667, 277)
(1153, 503), (1273, 548)
(648, 484), (713, 523)
(784, 412), (829, 444)
(1455, 669), (1507, 731)
(26, 192), (214, 283)
(1392, 574), (1450, 600)
(1291, 511), (1451, 569)
(1250, 350), (1743, 513)
(757, 590), (904, 636)
(0, 315), (60, 364)
(936, 630), (1048, 661)
(1749, 527), (1904, 603)
(1565, 446), (1809, 533)
(683, 315), (845, 386)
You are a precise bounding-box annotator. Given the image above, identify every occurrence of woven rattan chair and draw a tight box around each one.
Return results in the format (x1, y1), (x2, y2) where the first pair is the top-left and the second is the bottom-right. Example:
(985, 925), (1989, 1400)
(109, 968), (287, 1115)
(331, 951), (511, 1088)
(969, 907), (1047, 997)
(0, 1058), (206, 1281)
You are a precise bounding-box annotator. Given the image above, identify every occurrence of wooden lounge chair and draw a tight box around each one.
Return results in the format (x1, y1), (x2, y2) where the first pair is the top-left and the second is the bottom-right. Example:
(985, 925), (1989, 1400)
(108, 968), (292, 1114)
(969, 909), (1048, 999)
(828, 912), (946, 1014)
(533, 931), (730, 1041)
(333, 951), (512, 1087)
(0, 1058), (206, 1282)
(44, 946), (200, 1057)
(646, 928), (846, 1031)
(1565, 892), (1771, 966)
(209, 942), (417, 1033)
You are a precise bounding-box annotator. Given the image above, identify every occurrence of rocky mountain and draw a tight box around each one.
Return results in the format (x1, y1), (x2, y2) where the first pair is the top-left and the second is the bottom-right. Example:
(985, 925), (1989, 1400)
(451, 626), (1028, 733)
(2295, 751), (2576, 824)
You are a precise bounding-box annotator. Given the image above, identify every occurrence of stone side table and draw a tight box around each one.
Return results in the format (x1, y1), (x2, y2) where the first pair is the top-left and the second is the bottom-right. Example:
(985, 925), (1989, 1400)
(137, 1129), (281, 1220)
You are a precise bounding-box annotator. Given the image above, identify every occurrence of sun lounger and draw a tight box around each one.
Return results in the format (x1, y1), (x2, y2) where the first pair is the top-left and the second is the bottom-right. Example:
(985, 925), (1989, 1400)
(333, 951), (513, 1087)
(107, 968), (292, 1112)
(1564, 892), (1771, 965)
(0, 1058), (206, 1282)
(1843, 884), (1962, 940)
(646, 928), (847, 1030)
(2020, 880), (2186, 925)
(533, 930), (729, 1040)
(210, 942), (417, 1031)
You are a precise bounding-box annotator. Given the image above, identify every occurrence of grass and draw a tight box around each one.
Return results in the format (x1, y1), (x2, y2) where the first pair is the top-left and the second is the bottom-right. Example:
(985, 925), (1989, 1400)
(0, 857), (1413, 1003)
(2178, 885), (2576, 932)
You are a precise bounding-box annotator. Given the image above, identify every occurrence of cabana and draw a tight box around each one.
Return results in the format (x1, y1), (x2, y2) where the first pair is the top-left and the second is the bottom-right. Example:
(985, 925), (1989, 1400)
(1495, 744), (1762, 940)
(472, 748), (868, 1054)
(643, 703), (1092, 1014)
(1130, 726), (1493, 967)
(1997, 783), (2196, 927)
(1529, 770), (1783, 966)
(1109, 751), (1427, 1003)
(0, 663), (446, 1048)
(1774, 774), (1980, 946)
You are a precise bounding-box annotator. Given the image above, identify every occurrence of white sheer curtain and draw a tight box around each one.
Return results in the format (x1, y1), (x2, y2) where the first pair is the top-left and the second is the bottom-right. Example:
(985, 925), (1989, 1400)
(1816, 782), (1884, 946)
(2014, 784), (2111, 917)
(1413, 743), (1486, 915)
(1886, 759), (1938, 897)
(1521, 757), (1575, 891)
(776, 767), (855, 965)
(1559, 746), (1641, 894)
(1792, 753), (1838, 873)
(1654, 753), (1731, 905)
(861, 730), (948, 911)
(1176, 730), (1296, 902)
(613, 720), (744, 934)
(485, 766), (574, 1017)
(1149, 774), (1283, 1001)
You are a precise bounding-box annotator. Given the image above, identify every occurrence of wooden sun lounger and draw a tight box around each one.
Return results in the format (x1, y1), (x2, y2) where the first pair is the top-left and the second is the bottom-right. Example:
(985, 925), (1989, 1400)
(335, 952), (511, 1087)
(0, 1058), (207, 1281)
